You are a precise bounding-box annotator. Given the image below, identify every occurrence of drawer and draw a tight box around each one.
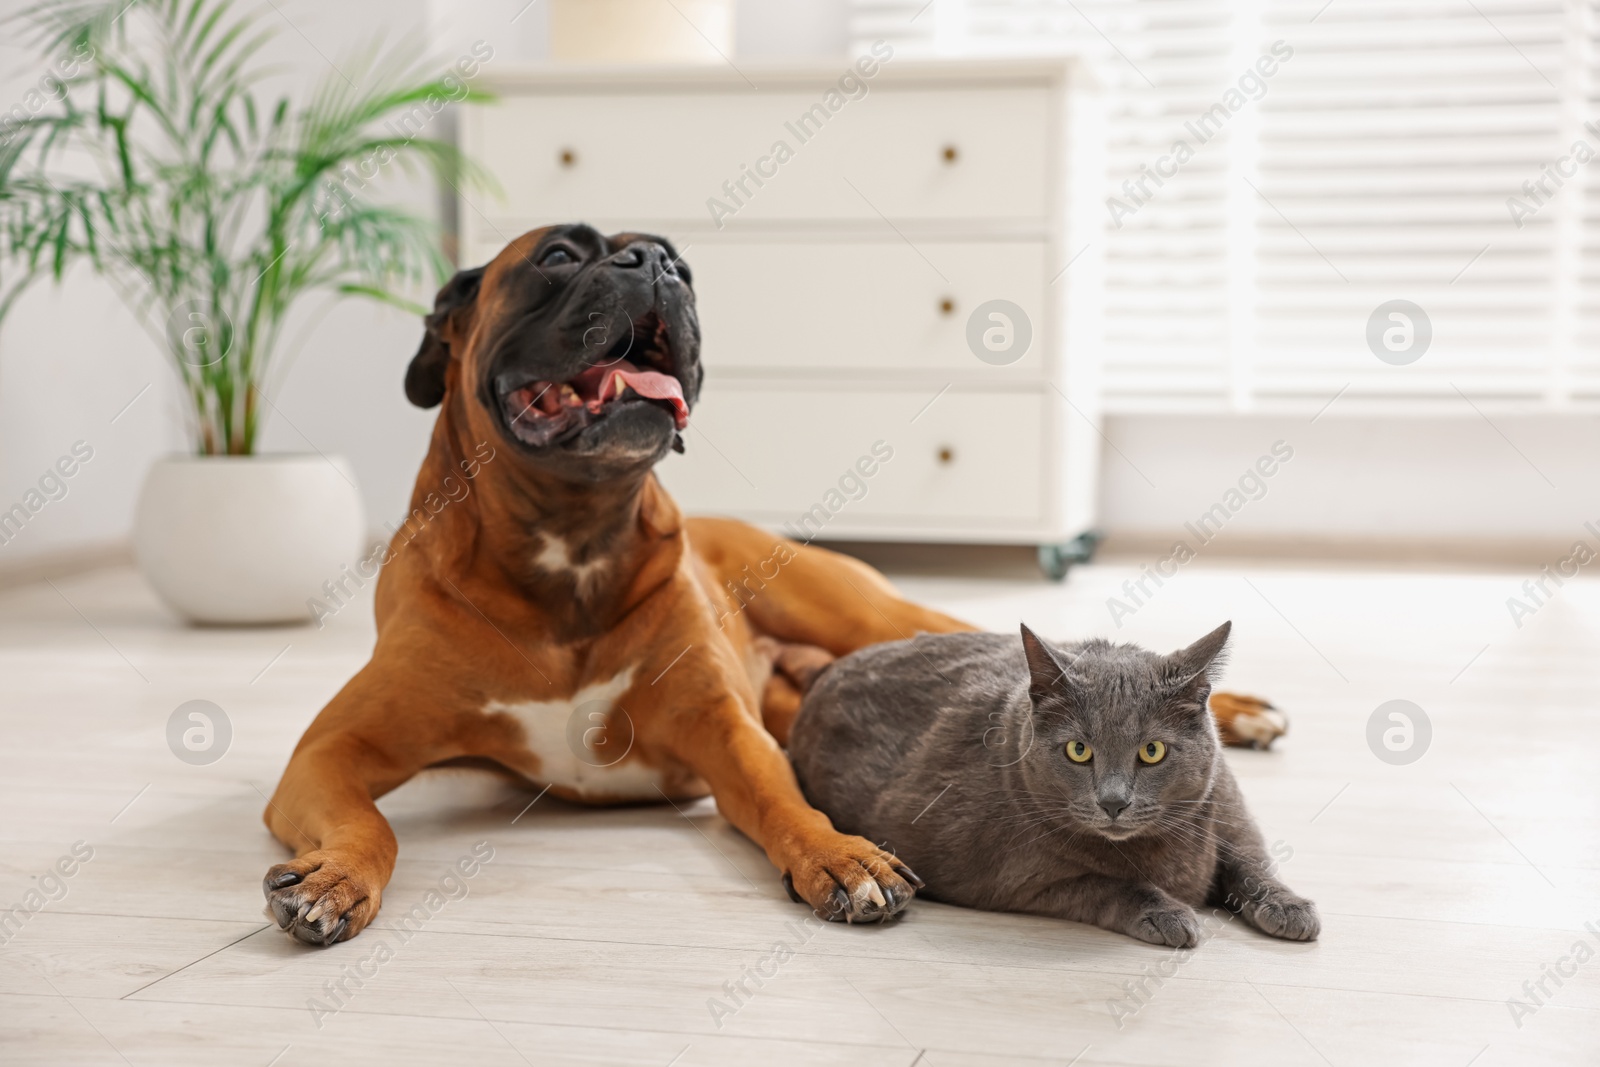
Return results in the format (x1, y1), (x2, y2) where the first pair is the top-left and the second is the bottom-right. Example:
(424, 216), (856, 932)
(688, 240), (1048, 374)
(656, 383), (1045, 530)
(467, 88), (1049, 226)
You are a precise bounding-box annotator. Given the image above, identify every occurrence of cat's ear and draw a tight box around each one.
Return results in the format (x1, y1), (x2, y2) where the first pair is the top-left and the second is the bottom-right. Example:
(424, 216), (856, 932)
(1020, 623), (1074, 703)
(1166, 621), (1232, 689)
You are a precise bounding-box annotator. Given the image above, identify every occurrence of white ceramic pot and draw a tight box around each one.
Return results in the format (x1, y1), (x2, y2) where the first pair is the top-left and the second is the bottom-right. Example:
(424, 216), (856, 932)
(134, 455), (366, 625)
(550, 0), (735, 63)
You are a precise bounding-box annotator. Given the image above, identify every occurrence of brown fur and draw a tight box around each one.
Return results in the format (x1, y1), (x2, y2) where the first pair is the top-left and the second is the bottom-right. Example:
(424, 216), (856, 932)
(1209, 692), (1289, 749)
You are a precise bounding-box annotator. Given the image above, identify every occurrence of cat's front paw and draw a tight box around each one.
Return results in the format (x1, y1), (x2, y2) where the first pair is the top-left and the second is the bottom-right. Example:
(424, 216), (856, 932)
(1242, 889), (1320, 941)
(1129, 902), (1201, 947)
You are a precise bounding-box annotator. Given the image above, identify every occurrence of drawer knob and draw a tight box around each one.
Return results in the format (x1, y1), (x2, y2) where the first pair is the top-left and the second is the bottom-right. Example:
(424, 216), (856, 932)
(937, 446), (955, 465)
(939, 297), (956, 316)
(558, 148), (578, 168)
(941, 144), (959, 164)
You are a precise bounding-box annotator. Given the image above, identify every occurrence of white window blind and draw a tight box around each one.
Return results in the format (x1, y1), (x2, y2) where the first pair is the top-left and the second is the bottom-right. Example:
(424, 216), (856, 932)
(850, 0), (1600, 413)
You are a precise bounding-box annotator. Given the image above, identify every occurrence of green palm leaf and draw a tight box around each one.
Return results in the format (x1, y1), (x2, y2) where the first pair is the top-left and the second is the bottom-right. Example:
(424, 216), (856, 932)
(0, 0), (492, 454)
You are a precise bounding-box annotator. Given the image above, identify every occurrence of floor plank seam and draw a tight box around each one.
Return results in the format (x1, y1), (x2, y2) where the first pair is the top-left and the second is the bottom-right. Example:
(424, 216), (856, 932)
(116, 923), (273, 1000)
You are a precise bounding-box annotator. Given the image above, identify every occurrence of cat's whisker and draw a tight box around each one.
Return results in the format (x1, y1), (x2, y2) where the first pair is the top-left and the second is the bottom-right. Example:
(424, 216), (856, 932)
(1147, 815), (1260, 867)
(1149, 823), (1210, 850)
(985, 809), (1062, 831)
(1146, 819), (1219, 850)
(1002, 816), (1092, 855)
(994, 807), (1082, 834)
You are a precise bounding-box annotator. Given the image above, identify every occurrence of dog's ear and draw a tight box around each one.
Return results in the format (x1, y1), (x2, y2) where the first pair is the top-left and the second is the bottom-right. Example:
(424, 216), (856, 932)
(405, 267), (485, 409)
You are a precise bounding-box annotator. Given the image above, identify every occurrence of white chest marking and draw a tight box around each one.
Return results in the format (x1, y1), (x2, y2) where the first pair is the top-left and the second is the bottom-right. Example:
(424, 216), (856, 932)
(483, 667), (662, 799)
(535, 534), (609, 588)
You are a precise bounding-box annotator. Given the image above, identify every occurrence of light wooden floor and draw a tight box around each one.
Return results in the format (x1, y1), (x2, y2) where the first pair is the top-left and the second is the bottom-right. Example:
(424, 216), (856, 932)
(1, 557), (1595, 1065)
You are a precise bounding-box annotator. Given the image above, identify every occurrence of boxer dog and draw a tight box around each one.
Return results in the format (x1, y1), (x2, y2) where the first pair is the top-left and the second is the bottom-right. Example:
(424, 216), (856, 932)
(261, 224), (1287, 945)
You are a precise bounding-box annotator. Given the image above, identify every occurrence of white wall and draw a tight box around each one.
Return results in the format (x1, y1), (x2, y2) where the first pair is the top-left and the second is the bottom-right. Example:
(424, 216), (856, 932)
(0, 269), (181, 565)
(736, 0), (849, 57)
(1101, 413), (1600, 554)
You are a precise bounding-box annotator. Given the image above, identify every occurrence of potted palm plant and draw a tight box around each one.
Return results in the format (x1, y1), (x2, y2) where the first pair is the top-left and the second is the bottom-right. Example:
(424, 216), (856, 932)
(0, 0), (487, 623)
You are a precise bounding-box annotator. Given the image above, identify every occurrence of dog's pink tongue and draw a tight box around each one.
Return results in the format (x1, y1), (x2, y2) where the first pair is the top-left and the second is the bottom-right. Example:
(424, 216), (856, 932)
(611, 368), (688, 429)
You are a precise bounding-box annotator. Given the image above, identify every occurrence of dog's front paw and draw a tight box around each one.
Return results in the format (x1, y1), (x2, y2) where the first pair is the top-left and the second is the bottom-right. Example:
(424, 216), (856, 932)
(1243, 889), (1320, 942)
(1129, 902), (1201, 947)
(263, 851), (382, 946)
(780, 833), (921, 924)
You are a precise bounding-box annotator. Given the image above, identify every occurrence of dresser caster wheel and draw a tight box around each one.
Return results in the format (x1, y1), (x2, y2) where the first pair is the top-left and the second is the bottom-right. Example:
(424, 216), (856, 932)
(1037, 531), (1101, 582)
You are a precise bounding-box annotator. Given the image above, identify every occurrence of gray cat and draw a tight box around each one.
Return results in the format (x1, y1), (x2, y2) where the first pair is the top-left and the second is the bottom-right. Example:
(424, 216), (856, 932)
(786, 622), (1319, 946)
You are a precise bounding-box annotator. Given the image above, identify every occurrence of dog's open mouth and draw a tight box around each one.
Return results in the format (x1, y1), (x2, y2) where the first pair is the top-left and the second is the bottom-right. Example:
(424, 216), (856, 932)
(498, 313), (688, 448)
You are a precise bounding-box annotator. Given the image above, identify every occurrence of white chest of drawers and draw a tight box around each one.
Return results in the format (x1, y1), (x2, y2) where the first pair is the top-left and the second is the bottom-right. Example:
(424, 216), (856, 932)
(459, 58), (1104, 575)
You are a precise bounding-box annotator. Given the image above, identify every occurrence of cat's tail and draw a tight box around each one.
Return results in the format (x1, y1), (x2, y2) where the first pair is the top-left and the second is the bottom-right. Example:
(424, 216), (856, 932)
(1209, 693), (1288, 749)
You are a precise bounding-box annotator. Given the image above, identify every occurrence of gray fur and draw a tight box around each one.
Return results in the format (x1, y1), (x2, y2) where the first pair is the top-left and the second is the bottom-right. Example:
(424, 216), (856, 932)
(787, 622), (1319, 945)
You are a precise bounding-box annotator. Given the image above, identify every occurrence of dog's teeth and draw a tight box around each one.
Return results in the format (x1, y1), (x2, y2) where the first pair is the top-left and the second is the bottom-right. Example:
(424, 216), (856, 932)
(558, 384), (581, 406)
(536, 386), (564, 415)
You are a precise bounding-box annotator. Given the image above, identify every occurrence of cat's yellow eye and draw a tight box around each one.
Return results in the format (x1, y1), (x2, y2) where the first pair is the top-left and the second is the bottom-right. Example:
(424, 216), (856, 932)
(1065, 740), (1093, 763)
(1139, 740), (1167, 765)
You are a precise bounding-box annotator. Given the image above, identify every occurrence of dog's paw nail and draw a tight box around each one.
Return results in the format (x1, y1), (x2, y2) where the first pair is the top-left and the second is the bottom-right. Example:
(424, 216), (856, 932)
(323, 916), (350, 946)
(892, 863), (925, 889)
(264, 869), (302, 893)
(826, 886), (849, 920)
(782, 873), (804, 904)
